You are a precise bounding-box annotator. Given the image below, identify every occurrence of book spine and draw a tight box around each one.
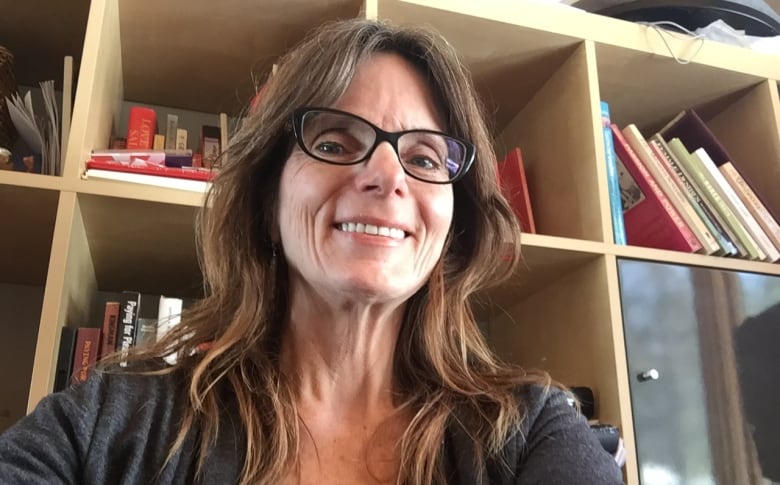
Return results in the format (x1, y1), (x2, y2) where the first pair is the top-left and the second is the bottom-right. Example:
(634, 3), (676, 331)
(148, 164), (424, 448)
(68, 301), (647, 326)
(135, 318), (158, 348)
(696, 150), (779, 262)
(651, 135), (736, 256)
(125, 107), (156, 150)
(157, 296), (183, 365)
(640, 136), (720, 254)
(720, 161), (780, 251)
(601, 101), (626, 244)
(666, 138), (750, 258)
(72, 327), (101, 383)
(176, 128), (188, 151)
(693, 148), (766, 261)
(498, 147), (536, 233)
(624, 124), (717, 254)
(117, 292), (141, 367)
(165, 114), (179, 150)
(153, 134), (165, 151)
(612, 125), (701, 253)
(99, 301), (120, 360)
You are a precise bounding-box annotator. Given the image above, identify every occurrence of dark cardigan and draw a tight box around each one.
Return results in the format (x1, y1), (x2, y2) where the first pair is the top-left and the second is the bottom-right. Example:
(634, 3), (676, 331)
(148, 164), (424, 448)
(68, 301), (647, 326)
(0, 364), (622, 484)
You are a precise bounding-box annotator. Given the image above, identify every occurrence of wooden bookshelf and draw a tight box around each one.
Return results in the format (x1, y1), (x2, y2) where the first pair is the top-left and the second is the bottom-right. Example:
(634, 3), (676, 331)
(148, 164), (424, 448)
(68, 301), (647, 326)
(4, 0), (780, 483)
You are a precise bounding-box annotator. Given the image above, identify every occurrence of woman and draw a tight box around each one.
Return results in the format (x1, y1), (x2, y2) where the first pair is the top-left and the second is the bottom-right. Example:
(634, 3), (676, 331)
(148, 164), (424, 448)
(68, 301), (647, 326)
(0, 19), (623, 484)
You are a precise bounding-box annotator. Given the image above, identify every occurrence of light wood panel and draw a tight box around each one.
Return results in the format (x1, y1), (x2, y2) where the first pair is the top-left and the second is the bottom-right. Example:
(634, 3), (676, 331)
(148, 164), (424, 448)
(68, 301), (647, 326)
(118, 0), (364, 114)
(707, 80), (780, 223)
(613, 244), (780, 276)
(596, 43), (765, 132)
(376, 0), (581, 130)
(392, 0), (780, 79)
(0, 182), (59, 285)
(77, 194), (203, 298)
(27, 191), (97, 410)
(62, 0), (124, 180)
(0, 0), (89, 90)
(499, 42), (606, 242)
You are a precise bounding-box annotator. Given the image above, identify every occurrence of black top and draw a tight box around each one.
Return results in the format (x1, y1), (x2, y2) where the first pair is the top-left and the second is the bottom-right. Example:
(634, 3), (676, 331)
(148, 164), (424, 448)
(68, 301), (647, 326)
(0, 365), (623, 484)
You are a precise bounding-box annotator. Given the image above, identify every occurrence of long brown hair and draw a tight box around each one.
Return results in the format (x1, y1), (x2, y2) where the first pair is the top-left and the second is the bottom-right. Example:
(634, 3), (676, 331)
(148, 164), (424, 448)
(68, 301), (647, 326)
(131, 18), (549, 484)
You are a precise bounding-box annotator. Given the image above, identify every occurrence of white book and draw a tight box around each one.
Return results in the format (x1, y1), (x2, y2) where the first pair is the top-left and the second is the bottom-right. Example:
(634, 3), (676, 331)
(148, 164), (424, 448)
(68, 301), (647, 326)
(694, 148), (779, 262)
(83, 168), (210, 193)
(157, 296), (184, 365)
(61, 56), (73, 174)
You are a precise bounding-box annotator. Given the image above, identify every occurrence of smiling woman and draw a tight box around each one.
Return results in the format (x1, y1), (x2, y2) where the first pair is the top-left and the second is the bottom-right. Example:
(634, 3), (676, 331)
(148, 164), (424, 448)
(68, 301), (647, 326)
(0, 18), (623, 485)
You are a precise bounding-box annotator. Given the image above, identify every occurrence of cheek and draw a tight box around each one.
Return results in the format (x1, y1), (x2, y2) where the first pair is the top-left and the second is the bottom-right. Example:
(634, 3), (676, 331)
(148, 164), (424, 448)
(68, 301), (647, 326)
(426, 187), (455, 248)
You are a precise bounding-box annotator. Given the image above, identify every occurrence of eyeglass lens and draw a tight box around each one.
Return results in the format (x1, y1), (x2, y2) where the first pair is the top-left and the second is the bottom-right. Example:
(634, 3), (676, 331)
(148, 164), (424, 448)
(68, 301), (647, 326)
(300, 110), (466, 183)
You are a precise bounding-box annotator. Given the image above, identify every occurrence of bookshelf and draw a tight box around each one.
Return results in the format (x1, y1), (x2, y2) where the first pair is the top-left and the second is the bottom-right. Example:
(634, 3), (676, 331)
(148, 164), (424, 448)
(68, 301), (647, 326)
(3, 0), (780, 482)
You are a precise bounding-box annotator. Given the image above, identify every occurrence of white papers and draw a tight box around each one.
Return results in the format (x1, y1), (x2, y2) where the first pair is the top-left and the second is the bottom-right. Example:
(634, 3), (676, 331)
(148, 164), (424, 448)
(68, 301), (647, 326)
(5, 80), (60, 175)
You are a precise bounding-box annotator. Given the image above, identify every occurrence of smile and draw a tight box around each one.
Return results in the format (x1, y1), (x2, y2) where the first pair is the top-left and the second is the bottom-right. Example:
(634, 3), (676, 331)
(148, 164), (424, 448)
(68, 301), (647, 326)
(338, 222), (406, 240)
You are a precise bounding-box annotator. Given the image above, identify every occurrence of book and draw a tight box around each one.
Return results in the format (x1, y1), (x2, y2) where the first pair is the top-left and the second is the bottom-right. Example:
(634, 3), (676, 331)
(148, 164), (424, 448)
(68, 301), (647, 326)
(157, 296), (183, 365)
(600, 102), (626, 244)
(99, 301), (120, 360)
(219, 113), (229, 164)
(720, 161), (780, 251)
(165, 114), (178, 150)
(53, 326), (77, 393)
(86, 159), (213, 181)
(611, 124), (701, 253)
(153, 134), (165, 151)
(83, 167), (212, 193)
(497, 147), (536, 233)
(135, 318), (158, 348)
(61, 55), (73, 171)
(666, 138), (749, 258)
(125, 106), (156, 150)
(649, 136), (736, 256)
(176, 128), (187, 151)
(694, 148), (778, 262)
(117, 291), (141, 367)
(72, 327), (102, 382)
(623, 124), (718, 254)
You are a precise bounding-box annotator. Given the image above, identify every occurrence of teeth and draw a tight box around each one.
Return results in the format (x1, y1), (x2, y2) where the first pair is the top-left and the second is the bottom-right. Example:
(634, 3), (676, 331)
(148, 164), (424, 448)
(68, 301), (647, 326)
(339, 222), (406, 240)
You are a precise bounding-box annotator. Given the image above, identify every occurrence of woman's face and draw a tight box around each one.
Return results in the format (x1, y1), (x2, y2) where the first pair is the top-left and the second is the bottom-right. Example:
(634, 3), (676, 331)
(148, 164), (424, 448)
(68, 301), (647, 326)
(277, 52), (454, 306)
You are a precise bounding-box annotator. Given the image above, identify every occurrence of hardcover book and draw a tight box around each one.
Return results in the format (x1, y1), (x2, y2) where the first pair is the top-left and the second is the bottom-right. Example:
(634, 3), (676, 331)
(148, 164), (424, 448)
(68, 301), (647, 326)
(117, 291), (141, 367)
(72, 327), (102, 383)
(623, 124), (717, 254)
(611, 124), (701, 253)
(99, 301), (120, 360)
(125, 107), (156, 150)
(497, 147), (536, 233)
(601, 101), (626, 244)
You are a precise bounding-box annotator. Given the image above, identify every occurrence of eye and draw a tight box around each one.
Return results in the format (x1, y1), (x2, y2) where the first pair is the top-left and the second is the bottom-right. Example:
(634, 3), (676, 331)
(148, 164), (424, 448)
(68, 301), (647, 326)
(314, 140), (345, 155)
(406, 155), (442, 171)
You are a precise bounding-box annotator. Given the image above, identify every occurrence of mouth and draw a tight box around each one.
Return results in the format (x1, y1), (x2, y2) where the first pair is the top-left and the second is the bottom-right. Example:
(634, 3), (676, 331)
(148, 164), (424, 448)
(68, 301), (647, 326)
(336, 222), (408, 240)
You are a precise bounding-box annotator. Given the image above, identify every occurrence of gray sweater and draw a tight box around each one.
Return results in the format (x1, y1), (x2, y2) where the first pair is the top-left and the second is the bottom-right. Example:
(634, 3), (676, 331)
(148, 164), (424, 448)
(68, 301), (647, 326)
(0, 366), (623, 484)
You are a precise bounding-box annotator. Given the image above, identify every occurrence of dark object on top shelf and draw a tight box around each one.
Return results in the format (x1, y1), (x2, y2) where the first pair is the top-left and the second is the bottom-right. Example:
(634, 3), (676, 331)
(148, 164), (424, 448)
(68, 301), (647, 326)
(572, 0), (780, 36)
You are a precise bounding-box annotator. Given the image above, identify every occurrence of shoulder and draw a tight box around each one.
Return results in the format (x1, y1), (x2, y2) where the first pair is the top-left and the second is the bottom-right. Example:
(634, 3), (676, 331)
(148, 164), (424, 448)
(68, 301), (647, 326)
(509, 383), (624, 484)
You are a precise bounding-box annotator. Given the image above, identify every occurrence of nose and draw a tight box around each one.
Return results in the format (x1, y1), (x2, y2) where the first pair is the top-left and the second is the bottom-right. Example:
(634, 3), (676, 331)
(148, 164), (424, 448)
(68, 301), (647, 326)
(353, 140), (408, 196)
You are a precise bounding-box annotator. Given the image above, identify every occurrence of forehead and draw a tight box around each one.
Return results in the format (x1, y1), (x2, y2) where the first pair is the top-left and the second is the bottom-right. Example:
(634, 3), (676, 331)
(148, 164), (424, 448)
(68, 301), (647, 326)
(330, 52), (446, 132)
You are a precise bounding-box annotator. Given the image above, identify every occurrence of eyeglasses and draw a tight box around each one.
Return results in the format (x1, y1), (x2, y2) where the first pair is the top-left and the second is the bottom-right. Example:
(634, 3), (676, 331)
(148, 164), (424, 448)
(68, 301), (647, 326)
(291, 107), (475, 184)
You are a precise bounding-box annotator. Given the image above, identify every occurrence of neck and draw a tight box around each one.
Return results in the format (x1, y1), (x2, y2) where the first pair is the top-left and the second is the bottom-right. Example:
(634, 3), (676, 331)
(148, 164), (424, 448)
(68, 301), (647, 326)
(280, 286), (405, 421)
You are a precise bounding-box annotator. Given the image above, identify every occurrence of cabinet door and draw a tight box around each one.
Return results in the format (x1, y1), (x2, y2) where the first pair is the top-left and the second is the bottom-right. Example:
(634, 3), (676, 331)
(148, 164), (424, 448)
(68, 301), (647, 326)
(618, 259), (780, 485)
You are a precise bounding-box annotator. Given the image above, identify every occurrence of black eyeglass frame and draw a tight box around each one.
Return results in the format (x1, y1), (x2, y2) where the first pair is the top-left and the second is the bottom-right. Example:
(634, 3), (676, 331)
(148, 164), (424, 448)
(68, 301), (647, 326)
(291, 107), (476, 184)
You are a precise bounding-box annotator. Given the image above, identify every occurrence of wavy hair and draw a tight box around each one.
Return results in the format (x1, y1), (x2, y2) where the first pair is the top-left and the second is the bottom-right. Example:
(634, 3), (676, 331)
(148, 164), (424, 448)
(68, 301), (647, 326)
(130, 18), (549, 484)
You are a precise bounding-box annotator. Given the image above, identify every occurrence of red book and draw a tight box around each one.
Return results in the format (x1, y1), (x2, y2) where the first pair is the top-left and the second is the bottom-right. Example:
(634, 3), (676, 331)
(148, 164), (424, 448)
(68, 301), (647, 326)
(125, 106), (157, 150)
(611, 124), (701, 253)
(99, 301), (120, 360)
(71, 327), (102, 383)
(497, 147), (536, 233)
(86, 159), (215, 181)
